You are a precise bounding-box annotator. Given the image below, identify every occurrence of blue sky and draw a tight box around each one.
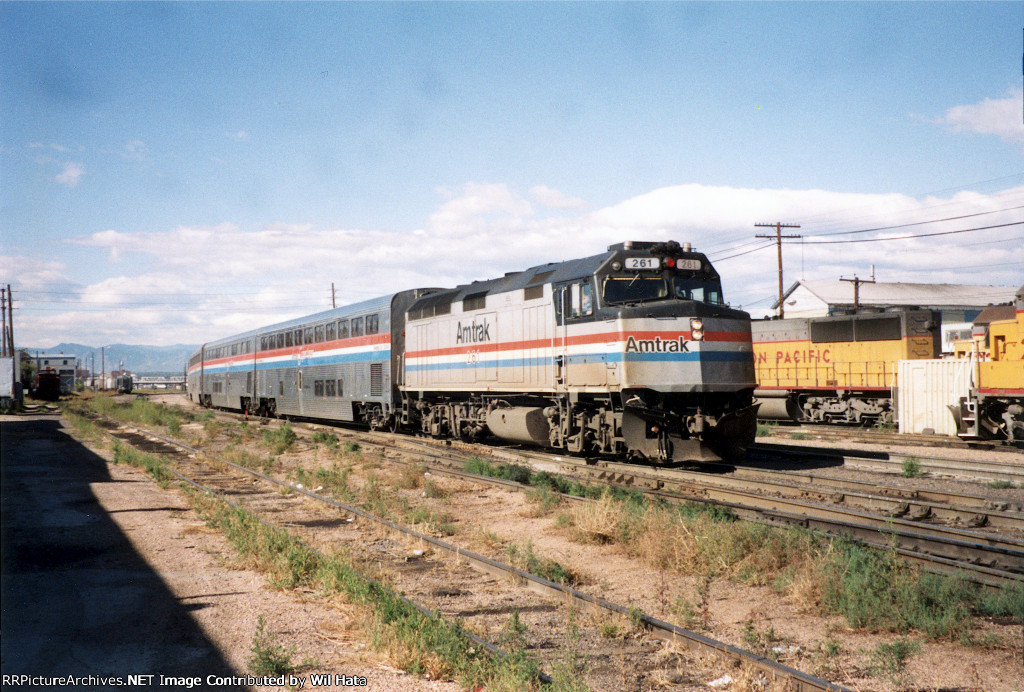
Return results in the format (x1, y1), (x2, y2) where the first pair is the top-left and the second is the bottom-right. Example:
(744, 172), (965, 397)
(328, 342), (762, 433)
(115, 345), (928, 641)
(2, 2), (1022, 347)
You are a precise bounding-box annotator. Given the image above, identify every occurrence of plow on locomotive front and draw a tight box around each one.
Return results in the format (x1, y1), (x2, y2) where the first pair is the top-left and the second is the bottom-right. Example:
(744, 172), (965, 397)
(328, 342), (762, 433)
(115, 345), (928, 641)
(401, 241), (759, 463)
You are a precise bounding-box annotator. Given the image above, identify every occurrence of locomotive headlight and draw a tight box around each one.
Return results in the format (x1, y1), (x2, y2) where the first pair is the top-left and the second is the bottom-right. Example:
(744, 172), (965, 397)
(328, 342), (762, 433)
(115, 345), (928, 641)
(611, 261), (622, 271)
(690, 318), (704, 341)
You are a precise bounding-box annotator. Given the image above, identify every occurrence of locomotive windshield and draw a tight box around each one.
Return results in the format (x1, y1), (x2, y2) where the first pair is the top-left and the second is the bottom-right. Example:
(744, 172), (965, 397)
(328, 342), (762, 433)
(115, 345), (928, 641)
(602, 275), (669, 304)
(674, 279), (724, 305)
(602, 274), (724, 305)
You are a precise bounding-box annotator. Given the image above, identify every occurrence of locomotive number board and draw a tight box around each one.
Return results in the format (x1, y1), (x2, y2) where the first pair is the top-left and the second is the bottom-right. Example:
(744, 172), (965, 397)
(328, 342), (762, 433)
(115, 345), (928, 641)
(625, 257), (660, 270)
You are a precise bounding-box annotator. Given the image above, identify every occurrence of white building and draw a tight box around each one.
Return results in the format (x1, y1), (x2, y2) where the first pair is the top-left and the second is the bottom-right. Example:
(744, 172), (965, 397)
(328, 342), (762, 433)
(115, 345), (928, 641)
(768, 281), (1018, 354)
(35, 353), (78, 394)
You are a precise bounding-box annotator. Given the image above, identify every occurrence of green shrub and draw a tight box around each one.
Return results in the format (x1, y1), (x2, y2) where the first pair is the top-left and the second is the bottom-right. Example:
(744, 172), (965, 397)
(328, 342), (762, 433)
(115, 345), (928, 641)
(262, 423), (296, 455)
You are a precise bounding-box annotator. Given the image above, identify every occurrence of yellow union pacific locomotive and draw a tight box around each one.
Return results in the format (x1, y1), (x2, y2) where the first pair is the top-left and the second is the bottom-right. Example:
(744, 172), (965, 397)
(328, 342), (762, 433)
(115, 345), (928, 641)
(951, 285), (1024, 441)
(752, 309), (939, 426)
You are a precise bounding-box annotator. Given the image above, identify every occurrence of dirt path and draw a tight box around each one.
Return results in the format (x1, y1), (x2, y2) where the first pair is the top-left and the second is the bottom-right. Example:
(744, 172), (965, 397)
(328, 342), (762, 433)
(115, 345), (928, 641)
(0, 414), (459, 692)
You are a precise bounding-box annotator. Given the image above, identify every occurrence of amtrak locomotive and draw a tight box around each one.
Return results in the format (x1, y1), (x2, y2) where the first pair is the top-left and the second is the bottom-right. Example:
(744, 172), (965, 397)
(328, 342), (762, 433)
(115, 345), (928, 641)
(187, 241), (758, 463)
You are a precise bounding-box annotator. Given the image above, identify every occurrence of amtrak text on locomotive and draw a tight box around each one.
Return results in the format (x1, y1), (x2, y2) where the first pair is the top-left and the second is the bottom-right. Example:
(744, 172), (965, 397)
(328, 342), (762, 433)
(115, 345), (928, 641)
(455, 320), (492, 344)
(624, 336), (691, 353)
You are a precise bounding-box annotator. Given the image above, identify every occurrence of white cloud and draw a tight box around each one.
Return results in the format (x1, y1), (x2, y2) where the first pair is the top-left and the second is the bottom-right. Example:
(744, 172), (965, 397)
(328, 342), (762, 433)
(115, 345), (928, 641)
(937, 88), (1024, 145)
(15, 181), (1023, 346)
(55, 162), (84, 187)
(29, 142), (70, 153)
(121, 140), (148, 161)
(529, 185), (588, 210)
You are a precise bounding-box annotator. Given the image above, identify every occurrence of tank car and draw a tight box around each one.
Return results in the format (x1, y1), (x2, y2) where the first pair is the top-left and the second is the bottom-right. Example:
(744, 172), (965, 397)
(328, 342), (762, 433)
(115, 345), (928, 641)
(401, 241), (758, 462)
(950, 284), (1024, 441)
(752, 309), (940, 425)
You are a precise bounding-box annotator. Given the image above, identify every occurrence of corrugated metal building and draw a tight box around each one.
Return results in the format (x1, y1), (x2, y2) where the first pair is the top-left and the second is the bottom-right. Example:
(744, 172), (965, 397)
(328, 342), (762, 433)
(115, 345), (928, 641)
(769, 281), (1018, 353)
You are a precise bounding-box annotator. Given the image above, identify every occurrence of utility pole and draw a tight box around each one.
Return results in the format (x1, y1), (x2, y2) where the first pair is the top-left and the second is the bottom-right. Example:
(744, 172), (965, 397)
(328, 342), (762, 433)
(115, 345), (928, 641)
(755, 222), (801, 318)
(331, 282), (336, 309)
(1, 286), (7, 357)
(7, 285), (14, 356)
(840, 275), (876, 311)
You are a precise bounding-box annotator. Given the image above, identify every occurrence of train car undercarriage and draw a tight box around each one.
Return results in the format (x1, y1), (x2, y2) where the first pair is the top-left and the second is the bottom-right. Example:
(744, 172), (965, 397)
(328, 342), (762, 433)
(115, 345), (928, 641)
(401, 390), (758, 463)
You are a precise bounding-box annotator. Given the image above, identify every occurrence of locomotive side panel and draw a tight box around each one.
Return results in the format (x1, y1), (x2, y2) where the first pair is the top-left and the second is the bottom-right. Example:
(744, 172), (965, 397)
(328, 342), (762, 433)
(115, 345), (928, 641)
(402, 241), (758, 463)
(753, 310), (940, 425)
(955, 285), (1024, 440)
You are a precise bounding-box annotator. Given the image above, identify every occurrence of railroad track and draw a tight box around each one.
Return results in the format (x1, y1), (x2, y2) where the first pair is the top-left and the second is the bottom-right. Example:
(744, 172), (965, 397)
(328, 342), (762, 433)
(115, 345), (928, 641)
(180, 405), (1024, 589)
(750, 441), (1024, 485)
(86, 412), (850, 692)
(759, 423), (1023, 455)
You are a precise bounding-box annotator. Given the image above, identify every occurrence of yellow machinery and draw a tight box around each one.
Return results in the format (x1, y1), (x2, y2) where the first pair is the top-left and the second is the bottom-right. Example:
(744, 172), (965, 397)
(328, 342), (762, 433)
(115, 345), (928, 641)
(952, 285), (1024, 441)
(752, 310), (939, 425)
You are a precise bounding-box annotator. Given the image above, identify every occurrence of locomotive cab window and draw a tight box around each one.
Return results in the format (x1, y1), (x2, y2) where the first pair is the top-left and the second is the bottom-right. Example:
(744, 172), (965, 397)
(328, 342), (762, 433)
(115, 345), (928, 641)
(603, 275), (668, 305)
(569, 281), (594, 318)
(674, 279), (724, 305)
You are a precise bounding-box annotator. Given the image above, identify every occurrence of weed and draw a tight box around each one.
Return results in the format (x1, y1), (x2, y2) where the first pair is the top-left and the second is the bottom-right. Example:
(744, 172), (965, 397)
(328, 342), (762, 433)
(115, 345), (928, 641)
(397, 464), (425, 490)
(873, 417), (898, 432)
(901, 456), (923, 477)
(111, 440), (172, 487)
(311, 430), (339, 448)
(524, 485), (562, 515)
(755, 421), (775, 437)
(422, 478), (447, 499)
(818, 541), (977, 637)
(976, 581), (1024, 620)
(987, 479), (1015, 489)
(314, 462), (355, 501)
(406, 506), (456, 536)
(812, 636), (843, 678)
(789, 432), (810, 440)
(262, 423), (296, 455)
(627, 606), (645, 630)
(600, 622), (620, 639)
(203, 418), (221, 442)
(672, 593), (700, 630)
(742, 620), (783, 660)
(500, 609), (529, 650)
(343, 441), (361, 454)
(506, 541), (581, 586)
(869, 638), (919, 688)
(248, 616), (295, 676)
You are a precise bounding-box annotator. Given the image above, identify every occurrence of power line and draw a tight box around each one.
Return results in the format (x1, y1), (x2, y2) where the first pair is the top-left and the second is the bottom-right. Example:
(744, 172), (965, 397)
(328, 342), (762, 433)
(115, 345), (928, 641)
(799, 221), (1022, 244)
(803, 204), (1024, 238)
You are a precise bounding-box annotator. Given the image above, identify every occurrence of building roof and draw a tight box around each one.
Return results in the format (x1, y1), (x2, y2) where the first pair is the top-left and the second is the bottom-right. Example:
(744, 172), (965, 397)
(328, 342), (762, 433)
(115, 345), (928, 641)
(772, 281), (1017, 310)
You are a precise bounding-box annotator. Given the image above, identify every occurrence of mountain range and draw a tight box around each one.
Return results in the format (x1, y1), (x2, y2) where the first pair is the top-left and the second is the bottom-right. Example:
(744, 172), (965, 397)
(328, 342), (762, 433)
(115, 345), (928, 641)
(21, 343), (199, 376)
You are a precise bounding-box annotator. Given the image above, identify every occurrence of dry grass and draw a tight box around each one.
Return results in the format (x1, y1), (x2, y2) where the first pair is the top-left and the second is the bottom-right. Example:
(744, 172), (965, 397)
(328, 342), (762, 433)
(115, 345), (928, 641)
(563, 495), (822, 598)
